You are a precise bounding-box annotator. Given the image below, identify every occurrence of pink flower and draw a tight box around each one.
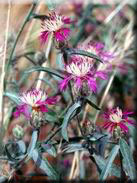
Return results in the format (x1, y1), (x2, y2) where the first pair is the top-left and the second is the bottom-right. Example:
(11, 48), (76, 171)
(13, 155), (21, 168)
(59, 60), (107, 93)
(103, 107), (135, 133)
(40, 12), (71, 44)
(13, 89), (57, 120)
(69, 41), (114, 67)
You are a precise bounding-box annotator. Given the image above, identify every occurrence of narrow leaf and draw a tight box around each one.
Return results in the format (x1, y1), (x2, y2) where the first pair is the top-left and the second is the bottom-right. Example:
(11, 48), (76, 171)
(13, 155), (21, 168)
(119, 138), (136, 180)
(63, 143), (84, 153)
(100, 145), (119, 180)
(42, 143), (56, 157)
(17, 140), (26, 154)
(93, 154), (120, 177)
(31, 149), (59, 179)
(4, 92), (20, 104)
(86, 99), (100, 110)
(25, 66), (64, 79)
(61, 101), (81, 141)
(27, 130), (38, 157)
(65, 48), (103, 63)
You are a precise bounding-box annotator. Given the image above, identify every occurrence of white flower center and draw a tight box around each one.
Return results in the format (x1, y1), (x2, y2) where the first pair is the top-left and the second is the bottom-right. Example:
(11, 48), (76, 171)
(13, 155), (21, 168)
(42, 14), (64, 32)
(66, 62), (92, 77)
(20, 89), (47, 107)
(109, 107), (123, 123)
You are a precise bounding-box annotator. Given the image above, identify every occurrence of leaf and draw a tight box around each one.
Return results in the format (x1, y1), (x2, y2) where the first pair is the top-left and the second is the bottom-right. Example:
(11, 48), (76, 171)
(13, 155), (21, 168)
(119, 138), (136, 180)
(44, 110), (58, 122)
(31, 149), (59, 179)
(0, 176), (7, 183)
(63, 143), (84, 153)
(17, 140), (26, 154)
(45, 0), (56, 10)
(42, 143), (56, 157)
(93, 154), (120, 177)
(25, 66), (64, 79)
(86, 99), (100, 110)
(88, 133), (107, 142)
(27, 130), (38, 157)
(61, 101), (81, 141)
(99, 145), (119, 180)
(64, 48), (103, 63)
(4, 92), (20, 104)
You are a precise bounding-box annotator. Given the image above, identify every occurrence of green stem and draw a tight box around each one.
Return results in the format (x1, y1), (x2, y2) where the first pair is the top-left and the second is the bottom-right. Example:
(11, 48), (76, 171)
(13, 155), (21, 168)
(6, 0), (38, 72)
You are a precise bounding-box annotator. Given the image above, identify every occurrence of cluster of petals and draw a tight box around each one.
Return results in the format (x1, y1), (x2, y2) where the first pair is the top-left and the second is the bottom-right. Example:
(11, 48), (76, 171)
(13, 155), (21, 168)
(13, 89), (57, 120)
(59, 60), (107, 93)
(40, 11), (71, 44)
(75, 41), (114, 64)
(59, 41), (113, 93)
(103, 107), (135, 133)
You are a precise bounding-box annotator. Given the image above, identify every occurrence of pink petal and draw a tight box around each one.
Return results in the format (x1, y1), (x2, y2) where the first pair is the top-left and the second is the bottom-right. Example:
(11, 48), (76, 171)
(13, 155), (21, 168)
(75, 77), (82, 88)
(87, 79), (97, 92)
(103, 121), (112, 129)
(119, 122), (128, 133)
(95, 71), (108, 80)
(45, 96), (59, 105)
(62, 17), (72, 24)
(40, 31), (49, 44)
(59, 76), (72, 91)
(40, 105), (48, 112)
(127, 119), (135, 125)
(13, 110), (21, 118)
(55, 28), (70, 42)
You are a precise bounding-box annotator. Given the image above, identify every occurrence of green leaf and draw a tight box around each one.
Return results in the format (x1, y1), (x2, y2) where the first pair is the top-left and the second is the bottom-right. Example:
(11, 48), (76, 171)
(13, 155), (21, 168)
(0, 176), (7, 183)
(86, 99), (100, 110)
(93, 154), (120, 177)
(42, 143), (56, 157)
(65, 48), (103, 63)
(88, 133), (107, 142)
(4, 92), (20, 104)
(119, 138), (136, 180)
(44, 110), (58, 123)
(61, 101), (81, 141)
(45, 0), (56, 10)
(27, 130), (38, 157)
(32, 149), (59, 179)
(25, 66), (64, 79)
(99, 145), (119, 180)
(63, 143), (84, 153)
(17, 140), (26, 154)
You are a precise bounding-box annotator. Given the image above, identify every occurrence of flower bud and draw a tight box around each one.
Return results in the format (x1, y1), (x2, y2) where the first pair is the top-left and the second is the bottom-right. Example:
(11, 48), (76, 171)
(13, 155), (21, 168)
(12, 125), (24, 139)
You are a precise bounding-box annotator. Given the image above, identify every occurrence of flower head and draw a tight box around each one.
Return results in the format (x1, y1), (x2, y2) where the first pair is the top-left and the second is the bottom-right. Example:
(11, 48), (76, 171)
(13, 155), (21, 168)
(59, 60), (107, 93)
(13, 88), (57, 120)
(40, 12), (71, 44)
(103, 107), (134, 133)
(68, 42), (114, 71)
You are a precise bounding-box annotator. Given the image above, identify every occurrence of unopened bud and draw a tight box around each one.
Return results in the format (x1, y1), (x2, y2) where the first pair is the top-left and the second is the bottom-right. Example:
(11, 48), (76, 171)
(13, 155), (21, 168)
(12, 125), (24, 139)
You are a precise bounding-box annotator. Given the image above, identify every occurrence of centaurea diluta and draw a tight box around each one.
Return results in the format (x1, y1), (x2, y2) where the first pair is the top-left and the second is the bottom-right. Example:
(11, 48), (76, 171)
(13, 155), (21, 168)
(103, 107), (135, 133)
(73, 41), (114, 64)
(40, 11), (71, 44)
(59, 59), (107, 93)
(13, 88), (57, 120)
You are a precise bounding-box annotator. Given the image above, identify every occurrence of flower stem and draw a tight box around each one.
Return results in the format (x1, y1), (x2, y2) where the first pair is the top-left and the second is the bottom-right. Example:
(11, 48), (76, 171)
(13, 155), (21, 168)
(119, 150), (125, 182)
(6, 0), (38, 73)
(93, 69), (117, 125)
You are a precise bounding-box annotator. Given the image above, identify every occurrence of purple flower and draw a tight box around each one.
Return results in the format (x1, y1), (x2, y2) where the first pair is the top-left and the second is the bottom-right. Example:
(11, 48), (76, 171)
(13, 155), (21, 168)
(59, 60), (107, 93)
(103, 107), (135, 133)
(40, 12), (71, 44)
(13, 88), (57, 120)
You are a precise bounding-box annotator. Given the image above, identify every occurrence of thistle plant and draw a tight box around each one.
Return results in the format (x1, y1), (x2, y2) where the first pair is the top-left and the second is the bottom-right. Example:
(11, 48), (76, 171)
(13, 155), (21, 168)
(0, 0), (136, 182)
